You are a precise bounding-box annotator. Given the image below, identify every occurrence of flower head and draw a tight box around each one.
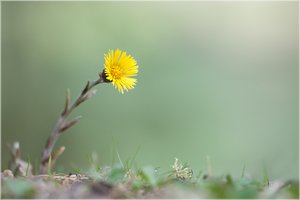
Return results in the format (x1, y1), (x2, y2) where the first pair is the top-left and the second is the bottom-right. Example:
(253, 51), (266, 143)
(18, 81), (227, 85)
(171, 158), (193, 180)
(103, 49), (138, 94)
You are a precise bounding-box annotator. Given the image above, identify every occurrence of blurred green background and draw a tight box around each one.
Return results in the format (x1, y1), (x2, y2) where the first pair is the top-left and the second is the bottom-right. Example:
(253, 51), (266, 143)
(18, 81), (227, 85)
(2, 2), (298, 180)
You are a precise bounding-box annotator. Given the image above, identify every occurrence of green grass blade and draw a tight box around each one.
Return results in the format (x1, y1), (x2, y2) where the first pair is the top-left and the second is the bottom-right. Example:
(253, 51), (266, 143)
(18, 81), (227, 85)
(47, 156), (52, 176)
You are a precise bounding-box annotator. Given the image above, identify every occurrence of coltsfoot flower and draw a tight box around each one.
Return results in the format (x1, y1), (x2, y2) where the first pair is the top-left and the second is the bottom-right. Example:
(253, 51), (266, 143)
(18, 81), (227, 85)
(103, 49), (138, 94)
(171, 158), (193, 180)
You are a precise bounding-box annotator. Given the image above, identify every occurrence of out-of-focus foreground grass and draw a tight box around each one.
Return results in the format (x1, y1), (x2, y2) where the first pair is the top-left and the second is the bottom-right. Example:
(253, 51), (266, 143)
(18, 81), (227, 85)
(1, 158), (299, 198)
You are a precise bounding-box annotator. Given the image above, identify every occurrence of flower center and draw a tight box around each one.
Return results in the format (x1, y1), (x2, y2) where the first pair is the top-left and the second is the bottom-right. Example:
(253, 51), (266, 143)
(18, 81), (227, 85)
(110, 66), (123, 79)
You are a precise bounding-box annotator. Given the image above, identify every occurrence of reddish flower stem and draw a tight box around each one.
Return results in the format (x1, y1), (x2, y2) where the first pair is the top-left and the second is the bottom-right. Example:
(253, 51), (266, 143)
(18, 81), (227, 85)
(39, 76), (104, 174)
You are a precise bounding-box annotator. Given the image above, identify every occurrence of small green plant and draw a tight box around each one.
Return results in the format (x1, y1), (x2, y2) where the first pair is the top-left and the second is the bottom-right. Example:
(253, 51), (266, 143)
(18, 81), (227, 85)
(2, 179), (35, 199)
(171, 158), (193, 180)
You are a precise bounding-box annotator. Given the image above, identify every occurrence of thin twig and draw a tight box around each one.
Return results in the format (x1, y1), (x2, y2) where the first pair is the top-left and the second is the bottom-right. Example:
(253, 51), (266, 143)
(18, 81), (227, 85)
(39, 76), (104, 174)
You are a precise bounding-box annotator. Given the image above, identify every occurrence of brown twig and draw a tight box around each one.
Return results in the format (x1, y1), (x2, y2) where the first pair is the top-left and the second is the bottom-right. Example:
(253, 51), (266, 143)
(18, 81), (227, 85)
(39, 75), (105, 174)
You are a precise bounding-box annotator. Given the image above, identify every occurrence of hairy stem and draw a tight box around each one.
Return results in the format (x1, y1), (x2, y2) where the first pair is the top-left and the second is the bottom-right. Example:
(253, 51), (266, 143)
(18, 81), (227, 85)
(39, 76), (104, 174)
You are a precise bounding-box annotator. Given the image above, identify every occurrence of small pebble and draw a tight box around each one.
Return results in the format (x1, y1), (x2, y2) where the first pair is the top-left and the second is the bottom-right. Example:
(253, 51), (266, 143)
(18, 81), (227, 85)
(1, 169), (14, 179)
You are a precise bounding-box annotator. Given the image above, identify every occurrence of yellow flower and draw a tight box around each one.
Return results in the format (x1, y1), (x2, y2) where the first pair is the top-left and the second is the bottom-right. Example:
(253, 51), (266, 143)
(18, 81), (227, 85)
(104, 49), (138, 94)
